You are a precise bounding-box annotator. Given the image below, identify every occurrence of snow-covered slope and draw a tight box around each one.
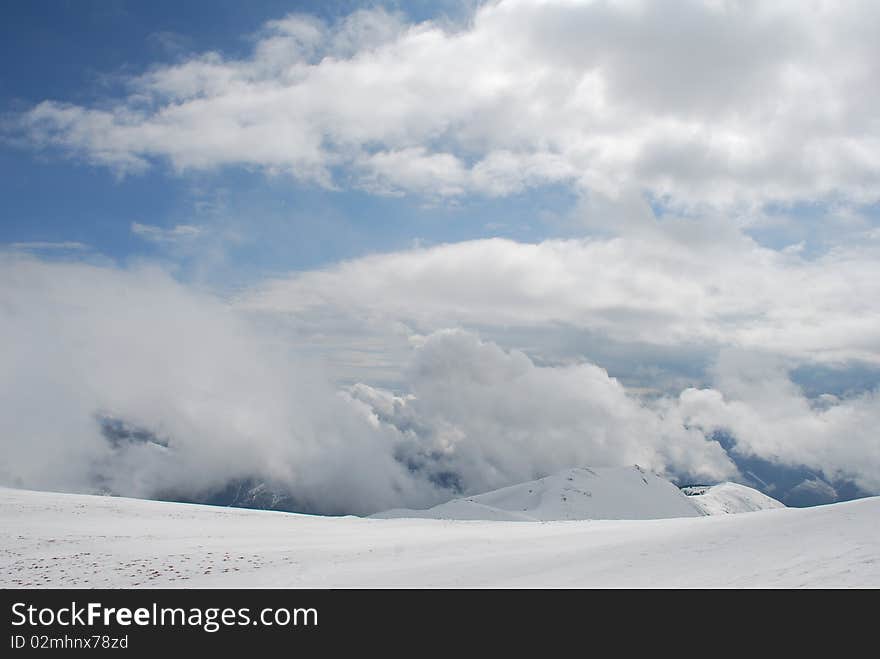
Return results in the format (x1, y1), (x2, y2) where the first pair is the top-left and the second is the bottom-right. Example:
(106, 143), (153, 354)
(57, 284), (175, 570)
(0, 486), (877, 587)
(682, 482), (785, 515)
(373, 466), (702, 521)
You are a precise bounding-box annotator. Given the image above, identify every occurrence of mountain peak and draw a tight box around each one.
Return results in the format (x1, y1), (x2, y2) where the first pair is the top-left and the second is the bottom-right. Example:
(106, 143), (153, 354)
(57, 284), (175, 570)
(373, 466), (704, 521)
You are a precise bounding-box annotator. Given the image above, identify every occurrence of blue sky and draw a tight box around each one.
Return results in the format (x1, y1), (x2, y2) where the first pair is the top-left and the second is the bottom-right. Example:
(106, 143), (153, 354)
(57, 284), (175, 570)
(2, 0), (879, 512)
(7, 0), (877, 282)
(3, 0), (555, 283)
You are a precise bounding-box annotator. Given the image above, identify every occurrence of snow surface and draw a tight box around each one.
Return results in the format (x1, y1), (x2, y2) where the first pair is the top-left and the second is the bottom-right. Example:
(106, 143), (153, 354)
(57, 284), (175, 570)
(1, 486), (878, 587)
(682, 482), (786, 516)
(373, 466), (704, 521)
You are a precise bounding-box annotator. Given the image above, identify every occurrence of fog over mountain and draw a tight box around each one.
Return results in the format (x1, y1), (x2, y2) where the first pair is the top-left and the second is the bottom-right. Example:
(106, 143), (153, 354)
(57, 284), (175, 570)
(1, 252), (874, 515)
(2, 1), (879, 517)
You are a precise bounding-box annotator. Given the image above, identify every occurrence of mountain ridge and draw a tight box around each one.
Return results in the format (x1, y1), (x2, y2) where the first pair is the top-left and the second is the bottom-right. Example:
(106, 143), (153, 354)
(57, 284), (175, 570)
(372, 465), (705, 521)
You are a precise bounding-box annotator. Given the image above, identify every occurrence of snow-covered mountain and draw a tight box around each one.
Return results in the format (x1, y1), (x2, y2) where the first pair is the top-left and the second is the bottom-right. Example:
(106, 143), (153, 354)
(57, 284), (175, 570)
(372, 466), (704, 521)
(682, 482), (785, 515)
(1, 486), (877, 587)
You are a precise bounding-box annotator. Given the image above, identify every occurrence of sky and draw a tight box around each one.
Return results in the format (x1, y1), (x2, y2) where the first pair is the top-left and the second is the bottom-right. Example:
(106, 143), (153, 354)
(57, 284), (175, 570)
(1, 0), (879, 514)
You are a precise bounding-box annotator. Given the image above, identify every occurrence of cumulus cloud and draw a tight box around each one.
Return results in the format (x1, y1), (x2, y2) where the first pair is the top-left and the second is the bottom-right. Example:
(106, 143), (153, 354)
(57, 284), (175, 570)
(241, 222), (880, 366)
(347, 329), (737, 493)
(1, 252), (877, 512)
(677, 350), (880, 493)
(16, 1), (880, 207)
(5, 0), (878, 513)
(0, 253), (432, 514)
(0, 253), (737, 510)
(349, 332), (879, 499)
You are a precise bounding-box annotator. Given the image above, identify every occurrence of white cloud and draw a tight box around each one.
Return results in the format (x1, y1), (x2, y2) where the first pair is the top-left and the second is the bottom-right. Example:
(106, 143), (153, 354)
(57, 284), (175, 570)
(1, 253), (876, 512)
(0, 253), (432, 514)
(7, 0), (878, 511)
(677, 350), (880, 493)
(241, 222), (880, 366)
(347, 329), (737, 493)
(131, 222), (203, 242)
(18, 1), (880, 207)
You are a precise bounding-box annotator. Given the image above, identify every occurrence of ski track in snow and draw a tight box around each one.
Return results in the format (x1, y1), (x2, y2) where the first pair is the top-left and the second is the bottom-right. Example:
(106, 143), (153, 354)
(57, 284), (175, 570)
(1, 487), (877, 588)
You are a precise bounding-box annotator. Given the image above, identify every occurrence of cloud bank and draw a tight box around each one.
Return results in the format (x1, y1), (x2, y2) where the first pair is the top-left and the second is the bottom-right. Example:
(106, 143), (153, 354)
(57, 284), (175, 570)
(678, 350), (880, 494)
(0, 254), (432, 514)
(18, 0), (880, 208)
(2, 253), (876, 513)
(242, 222), (880, 367)
(5, 1), (879, 512)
